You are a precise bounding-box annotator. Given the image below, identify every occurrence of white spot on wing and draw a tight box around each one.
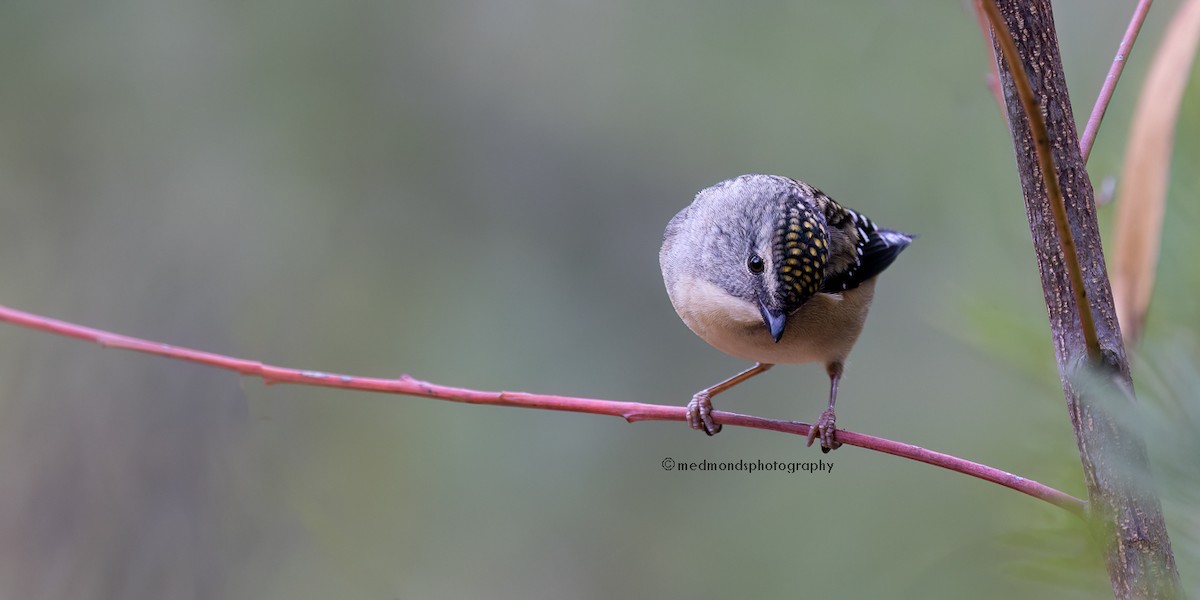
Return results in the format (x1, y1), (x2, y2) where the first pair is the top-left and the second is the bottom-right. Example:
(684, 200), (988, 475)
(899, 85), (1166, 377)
(877, 230), (911, 246)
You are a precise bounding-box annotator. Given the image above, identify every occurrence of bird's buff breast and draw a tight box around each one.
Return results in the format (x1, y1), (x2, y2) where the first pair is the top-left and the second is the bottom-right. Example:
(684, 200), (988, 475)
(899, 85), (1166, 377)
(668, 276), (876, 365)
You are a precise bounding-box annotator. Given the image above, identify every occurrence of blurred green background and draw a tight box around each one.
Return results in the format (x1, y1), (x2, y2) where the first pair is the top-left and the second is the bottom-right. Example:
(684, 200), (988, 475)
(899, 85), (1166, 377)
(1, 1), (1197, 598)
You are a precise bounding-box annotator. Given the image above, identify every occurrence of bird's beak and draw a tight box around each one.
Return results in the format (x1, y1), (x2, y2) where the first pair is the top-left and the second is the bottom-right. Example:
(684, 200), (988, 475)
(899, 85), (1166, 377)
(758, 299), (787, 343)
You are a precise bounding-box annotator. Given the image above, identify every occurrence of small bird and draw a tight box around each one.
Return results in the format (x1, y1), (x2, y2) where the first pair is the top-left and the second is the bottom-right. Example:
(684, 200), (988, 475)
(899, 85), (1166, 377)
(660, 174), (912, 451)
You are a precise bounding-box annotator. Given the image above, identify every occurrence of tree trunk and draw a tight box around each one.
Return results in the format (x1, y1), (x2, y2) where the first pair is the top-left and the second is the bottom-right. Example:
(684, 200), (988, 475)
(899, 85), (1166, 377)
(989, 1), (1183, 597)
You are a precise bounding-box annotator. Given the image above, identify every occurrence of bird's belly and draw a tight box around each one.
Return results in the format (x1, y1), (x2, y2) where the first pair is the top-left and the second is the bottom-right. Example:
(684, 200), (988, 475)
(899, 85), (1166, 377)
(696, 322), (828, 364)
(672, 278), (877, 365)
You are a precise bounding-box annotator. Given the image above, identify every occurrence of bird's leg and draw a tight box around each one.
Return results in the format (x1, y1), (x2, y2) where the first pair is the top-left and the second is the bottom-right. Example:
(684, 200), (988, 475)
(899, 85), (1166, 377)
(687, 362), (773, 435)
(806, 361), (844, 452)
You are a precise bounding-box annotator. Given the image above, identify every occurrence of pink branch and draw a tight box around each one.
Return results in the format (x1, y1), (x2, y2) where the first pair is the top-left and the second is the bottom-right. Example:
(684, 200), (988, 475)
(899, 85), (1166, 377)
(1079, 0), (1154, 163)
(0, 303), (1085, 515)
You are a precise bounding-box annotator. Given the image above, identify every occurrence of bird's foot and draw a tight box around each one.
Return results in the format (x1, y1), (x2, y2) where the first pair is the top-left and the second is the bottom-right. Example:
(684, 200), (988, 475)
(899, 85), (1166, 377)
(806, 407), (842, 453)
(686, 391), (722, 435)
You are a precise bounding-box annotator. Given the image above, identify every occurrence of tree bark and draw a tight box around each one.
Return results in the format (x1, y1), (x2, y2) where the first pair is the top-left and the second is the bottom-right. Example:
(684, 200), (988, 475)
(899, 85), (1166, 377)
(989, 1), (1183, 598)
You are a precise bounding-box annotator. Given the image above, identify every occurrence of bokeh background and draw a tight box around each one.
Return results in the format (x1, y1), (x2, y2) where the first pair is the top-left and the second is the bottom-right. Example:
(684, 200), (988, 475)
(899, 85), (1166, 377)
(1, 1), (1197, 598)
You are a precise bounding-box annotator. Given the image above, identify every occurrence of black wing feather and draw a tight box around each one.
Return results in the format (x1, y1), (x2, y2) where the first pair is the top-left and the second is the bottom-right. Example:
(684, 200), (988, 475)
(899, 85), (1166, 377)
(821, 223), (914, 293)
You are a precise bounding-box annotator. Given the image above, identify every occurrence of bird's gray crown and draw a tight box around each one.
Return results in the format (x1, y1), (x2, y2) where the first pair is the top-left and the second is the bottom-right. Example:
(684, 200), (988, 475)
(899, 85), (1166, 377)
(688, 174), (829, 316)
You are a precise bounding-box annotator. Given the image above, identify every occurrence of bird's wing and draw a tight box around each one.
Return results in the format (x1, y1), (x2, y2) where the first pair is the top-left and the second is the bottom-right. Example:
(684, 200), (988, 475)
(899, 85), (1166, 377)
(820, 207), (914, 293)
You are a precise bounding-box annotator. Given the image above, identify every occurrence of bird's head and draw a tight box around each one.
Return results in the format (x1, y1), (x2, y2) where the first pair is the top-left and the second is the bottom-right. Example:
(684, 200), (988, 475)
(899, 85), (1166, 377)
(690, 174), (830, 342)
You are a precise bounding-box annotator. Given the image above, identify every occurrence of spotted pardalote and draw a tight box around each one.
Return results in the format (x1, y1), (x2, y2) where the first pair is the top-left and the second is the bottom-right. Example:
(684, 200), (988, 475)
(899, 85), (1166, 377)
(660, 174), (913, 451)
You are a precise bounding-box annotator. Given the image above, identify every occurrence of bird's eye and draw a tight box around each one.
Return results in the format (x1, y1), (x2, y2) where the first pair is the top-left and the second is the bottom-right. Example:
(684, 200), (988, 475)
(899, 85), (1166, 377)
(747, 254), (765, 274)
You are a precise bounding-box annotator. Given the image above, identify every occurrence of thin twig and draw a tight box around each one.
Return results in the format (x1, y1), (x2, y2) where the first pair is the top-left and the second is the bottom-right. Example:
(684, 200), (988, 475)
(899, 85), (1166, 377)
(982, 0), (1103, 363)
(1080, 0), (1153, 164)
(971, 0), (1007, 116)
(1080, 0), (1152, 163)
(0, 302), (1085, 514)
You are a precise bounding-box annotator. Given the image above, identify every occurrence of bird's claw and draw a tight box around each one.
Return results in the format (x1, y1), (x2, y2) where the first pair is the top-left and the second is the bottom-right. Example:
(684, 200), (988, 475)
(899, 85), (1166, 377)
(686, 391), (722, 435)
(806, 407), (841, 452)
